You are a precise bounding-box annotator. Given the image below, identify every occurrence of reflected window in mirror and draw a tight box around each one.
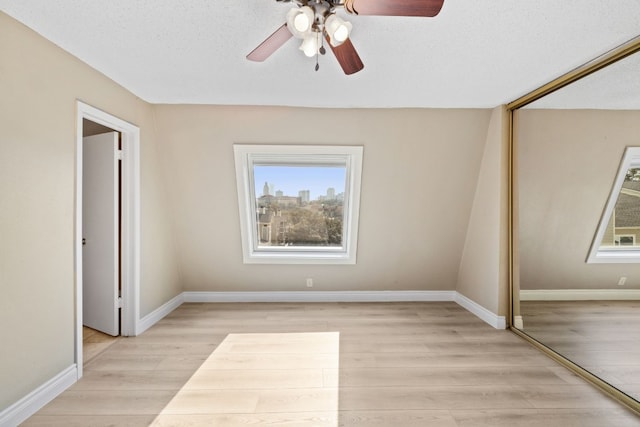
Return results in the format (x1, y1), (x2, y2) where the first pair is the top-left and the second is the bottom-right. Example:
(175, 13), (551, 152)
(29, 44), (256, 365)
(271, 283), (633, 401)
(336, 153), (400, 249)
(510, 34), (640, 410)
(588, 147), (640, 262)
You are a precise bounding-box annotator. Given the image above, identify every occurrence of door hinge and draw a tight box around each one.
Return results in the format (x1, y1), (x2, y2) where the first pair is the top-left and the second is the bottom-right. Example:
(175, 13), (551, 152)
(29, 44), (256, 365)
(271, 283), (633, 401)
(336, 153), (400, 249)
(117, 150), (123, 160)
(117, 296), (123, 308)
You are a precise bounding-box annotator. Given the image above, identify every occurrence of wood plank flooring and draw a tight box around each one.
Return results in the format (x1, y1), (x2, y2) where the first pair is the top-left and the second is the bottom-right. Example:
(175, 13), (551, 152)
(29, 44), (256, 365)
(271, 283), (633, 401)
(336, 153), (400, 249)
(83, 326), (120, 364)
(23, 302), (639, 426)
(520, 300), (640, 403)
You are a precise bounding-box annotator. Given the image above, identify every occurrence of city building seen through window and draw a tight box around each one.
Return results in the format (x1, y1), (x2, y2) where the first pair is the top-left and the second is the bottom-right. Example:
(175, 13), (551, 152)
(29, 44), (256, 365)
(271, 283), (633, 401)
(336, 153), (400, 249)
(255, 165), (345, 248)
(234, 145), (363, 264)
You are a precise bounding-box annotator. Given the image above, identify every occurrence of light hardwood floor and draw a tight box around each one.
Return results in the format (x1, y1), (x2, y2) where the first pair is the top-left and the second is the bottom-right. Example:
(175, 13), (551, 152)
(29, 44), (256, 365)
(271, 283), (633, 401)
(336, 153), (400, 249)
(520, 300), (640, 403)
(83, 326), (120, 364)
(23, 302), (639, 426)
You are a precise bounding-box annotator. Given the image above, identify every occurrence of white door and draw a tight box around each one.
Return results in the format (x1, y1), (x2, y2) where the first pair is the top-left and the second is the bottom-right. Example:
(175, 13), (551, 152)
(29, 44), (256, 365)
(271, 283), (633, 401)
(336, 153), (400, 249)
(83, 132), (120, 336)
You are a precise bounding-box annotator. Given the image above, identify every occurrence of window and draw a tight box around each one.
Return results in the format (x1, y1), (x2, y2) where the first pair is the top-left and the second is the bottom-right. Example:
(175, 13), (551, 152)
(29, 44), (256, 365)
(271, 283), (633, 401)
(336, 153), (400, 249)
(233, 145), (363, 264)
(588, 147), (640, 263)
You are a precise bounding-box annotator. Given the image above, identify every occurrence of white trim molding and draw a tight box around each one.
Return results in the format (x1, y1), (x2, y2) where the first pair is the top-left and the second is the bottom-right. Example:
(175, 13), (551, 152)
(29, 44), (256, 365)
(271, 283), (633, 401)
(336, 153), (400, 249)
(233, 144), (364, 265)
(137, 293), (185, 335)
(454, 293), (507, 329)
(76, 101), (141, 379)
(183, 291), (505, 329)
(520, 289), (640, 301)
(0, 365), (77, 427)
(587, 146), (640, 263)
(183, 290), (456, 303)
(513, 315), (524, 329)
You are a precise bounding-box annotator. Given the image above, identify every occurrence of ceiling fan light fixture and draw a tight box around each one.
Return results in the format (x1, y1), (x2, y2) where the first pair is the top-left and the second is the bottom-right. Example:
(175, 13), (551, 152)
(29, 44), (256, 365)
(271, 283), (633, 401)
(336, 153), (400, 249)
(300, 33), (320, 57)
(286, 6), (314, 37)
(325, 14), (352, 47)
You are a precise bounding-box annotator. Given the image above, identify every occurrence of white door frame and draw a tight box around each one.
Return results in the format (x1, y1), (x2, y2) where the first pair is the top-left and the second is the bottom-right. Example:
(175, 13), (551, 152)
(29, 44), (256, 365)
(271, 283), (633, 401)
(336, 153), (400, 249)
(75, 101), (140, 379)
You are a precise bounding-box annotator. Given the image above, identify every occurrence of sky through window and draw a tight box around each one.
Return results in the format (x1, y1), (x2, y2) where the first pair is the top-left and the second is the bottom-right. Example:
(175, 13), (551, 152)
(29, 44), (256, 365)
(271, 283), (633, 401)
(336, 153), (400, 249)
(254, 165), (346, 200)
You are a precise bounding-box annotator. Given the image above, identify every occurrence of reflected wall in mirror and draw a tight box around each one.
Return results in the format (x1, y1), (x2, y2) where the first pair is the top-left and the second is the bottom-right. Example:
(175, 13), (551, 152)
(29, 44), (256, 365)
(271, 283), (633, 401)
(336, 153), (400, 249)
(513, 39), (640, 405)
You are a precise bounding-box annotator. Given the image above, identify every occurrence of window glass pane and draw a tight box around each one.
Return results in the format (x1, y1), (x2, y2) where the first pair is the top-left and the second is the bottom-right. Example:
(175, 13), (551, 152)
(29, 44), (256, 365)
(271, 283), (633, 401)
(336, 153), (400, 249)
(599, 167), (640, 249)
(234, 144), (362, 264)
(253, 165), (346, 248)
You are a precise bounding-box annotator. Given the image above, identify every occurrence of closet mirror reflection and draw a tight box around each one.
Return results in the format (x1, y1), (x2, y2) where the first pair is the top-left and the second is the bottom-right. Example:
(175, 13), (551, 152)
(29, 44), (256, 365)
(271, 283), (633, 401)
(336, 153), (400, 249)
(512, 37), (640, 404)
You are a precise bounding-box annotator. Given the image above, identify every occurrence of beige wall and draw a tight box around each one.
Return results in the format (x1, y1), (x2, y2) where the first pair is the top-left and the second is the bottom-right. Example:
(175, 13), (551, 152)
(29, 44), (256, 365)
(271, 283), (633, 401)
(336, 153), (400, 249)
(457, 106), (510, 315)
(0, 8), (511, 415)
(0, 12), (181, 410)
(153, 105), (492, 292)
(517, 108), (640, 291)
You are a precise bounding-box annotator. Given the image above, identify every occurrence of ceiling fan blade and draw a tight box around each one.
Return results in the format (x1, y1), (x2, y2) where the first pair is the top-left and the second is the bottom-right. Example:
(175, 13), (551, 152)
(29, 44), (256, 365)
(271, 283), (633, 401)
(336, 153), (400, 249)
(327, 37), (364, 75)
(344, 0), (444, 17)
(247, 24), (293, 62)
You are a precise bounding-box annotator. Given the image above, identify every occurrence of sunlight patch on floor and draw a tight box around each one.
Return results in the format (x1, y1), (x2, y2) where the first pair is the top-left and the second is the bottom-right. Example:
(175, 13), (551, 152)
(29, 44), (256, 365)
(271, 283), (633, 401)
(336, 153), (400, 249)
(150, 331), (340, 426)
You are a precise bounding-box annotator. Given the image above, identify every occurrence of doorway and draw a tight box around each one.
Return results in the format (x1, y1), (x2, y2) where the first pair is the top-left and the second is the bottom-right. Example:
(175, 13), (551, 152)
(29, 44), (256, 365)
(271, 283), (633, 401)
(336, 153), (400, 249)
(82, 122), (121, 367)
(75, 101), (140, 378)
(83, 123), (121, 339)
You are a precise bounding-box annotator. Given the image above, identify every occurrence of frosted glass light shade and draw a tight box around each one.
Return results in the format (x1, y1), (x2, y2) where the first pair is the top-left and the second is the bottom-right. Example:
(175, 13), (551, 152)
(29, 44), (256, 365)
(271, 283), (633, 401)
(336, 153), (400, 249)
(286, 6), (314, 38)
(300, 34), (319, 57)
(325, 14), (352, 47)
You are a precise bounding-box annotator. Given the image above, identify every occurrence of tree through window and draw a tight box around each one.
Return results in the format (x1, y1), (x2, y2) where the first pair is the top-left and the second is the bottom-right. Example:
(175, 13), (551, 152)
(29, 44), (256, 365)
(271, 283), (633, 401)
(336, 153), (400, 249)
(234, 145), (363, 264)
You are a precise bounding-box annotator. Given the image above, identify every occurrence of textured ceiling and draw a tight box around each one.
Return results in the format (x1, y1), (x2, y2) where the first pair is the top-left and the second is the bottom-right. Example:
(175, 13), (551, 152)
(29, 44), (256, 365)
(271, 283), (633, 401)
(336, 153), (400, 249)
(526, 49), (640, 110)
(2, 0), (640, 108)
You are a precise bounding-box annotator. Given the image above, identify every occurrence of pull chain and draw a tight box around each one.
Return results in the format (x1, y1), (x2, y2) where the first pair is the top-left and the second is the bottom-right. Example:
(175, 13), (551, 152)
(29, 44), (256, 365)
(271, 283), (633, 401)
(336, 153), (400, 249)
(315, 31), (325, 72)
(319, 32), (326, 55)
(315, 32), (321, 71)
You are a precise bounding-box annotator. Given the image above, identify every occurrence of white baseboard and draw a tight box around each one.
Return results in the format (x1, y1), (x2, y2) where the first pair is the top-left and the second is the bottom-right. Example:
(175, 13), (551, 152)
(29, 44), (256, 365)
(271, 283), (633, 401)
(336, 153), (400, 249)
(513, 315), (524, 329)
(183, 290), (457, 303)
(137, 292), (184, 335)
(183, 291), (504, 329)
(520, 289), (640, 301)
(454, 293), (506, 329)
(0, 365), (77, 427)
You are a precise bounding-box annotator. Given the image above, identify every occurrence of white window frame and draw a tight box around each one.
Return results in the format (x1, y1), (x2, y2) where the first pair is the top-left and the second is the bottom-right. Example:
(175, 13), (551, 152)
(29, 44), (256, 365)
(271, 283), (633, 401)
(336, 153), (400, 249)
(587, 146), (640, 263)
(233, 144), (363, 264)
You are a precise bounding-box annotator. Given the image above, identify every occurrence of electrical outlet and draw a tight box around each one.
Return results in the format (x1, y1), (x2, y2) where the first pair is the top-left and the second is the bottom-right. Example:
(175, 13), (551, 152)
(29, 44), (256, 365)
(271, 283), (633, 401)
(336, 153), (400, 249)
(306, 278), (313, 287)
(618, 276), (627, 286)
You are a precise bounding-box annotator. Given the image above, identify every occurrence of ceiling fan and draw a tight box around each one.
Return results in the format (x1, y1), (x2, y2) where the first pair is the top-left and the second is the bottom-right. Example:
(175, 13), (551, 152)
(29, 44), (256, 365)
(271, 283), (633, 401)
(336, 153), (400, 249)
(247, 0), (445, 75)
